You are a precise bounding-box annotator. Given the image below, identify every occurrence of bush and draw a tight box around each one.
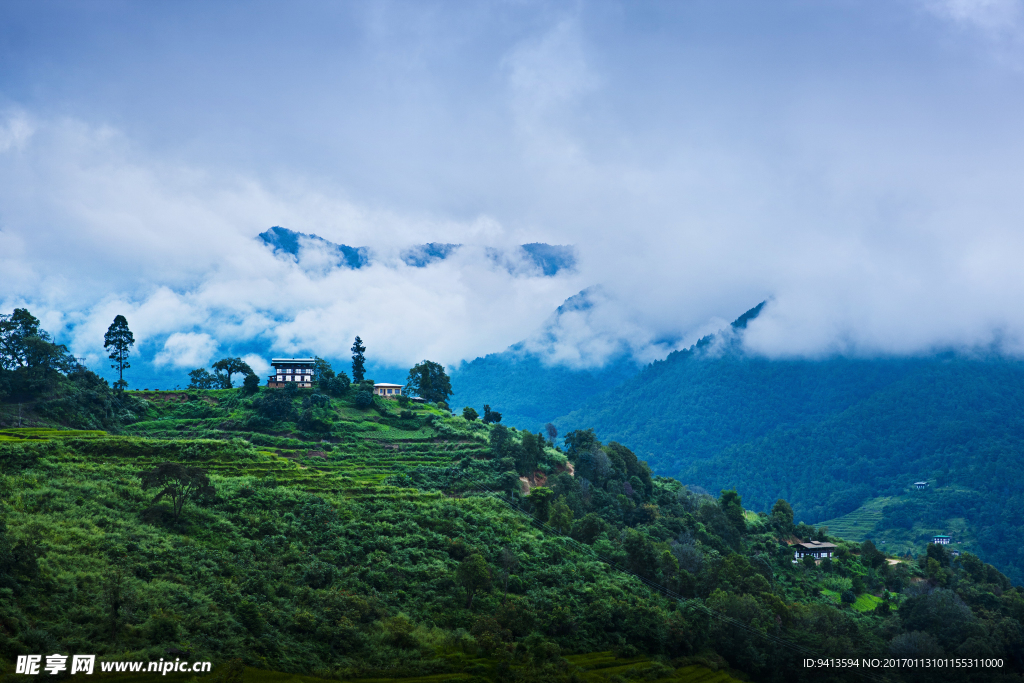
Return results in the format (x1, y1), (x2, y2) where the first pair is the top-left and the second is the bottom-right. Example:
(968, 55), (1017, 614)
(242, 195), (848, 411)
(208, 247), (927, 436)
(354, 391), (373, 409)
(400, 410), (414, 419)
(253, 387), (298, 421)
(303, 393), (330, 409)
(298, 408), (332, 433)
(242, 373), (260, 396)
(841, 589), (856, 604)
(244, 415), (272, 431)
(320, 374), (350, 397)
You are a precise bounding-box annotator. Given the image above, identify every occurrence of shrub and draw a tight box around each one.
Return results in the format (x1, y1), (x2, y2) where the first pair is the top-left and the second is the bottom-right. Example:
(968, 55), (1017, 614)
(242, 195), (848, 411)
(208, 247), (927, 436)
(354, 391), (373, 409)
(244, 415), (272, 431)
(298, 408), (332, 433)
(253, 389), (298, 421)
(303, 393), (331, 409)
(320, 373), (350, 397)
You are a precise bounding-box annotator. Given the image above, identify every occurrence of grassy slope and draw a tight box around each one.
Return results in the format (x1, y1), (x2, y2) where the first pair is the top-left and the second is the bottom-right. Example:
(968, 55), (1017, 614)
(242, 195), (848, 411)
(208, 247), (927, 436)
(0, 390), (744, 683)
(820, 488), (980, 558)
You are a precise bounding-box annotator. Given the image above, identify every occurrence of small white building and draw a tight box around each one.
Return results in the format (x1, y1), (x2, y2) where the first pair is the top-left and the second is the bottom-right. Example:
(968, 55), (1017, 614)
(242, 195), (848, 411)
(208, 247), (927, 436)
(793, 541), (837, 560)
(373, 383), (403, 398)
(914, 481), (928, 490)
(933, 535), (951, 545)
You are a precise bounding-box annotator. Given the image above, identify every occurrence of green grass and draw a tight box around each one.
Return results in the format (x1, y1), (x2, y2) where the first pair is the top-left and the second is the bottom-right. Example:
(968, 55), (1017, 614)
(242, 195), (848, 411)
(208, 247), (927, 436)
(820, 491), (980, 559)
(818, 496), (891, 542)
(852, 593), (884, 612)
(561, 653), (741, 682)
(0, 427), (108, 441)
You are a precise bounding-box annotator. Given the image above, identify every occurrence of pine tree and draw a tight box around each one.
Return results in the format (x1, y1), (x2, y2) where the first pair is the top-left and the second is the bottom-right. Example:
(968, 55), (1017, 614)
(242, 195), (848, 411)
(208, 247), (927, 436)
(351, 336), (366, 382)
(104, 315), (135, 391)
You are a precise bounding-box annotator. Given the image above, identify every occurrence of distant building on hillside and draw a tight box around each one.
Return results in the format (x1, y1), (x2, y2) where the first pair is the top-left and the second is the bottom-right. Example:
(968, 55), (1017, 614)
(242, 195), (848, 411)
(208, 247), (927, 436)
(933, 535), (951, 545)
(950, 549), (961, 557)
(793, 541), (837, 560)
(373, 382), (403, 398)
(268, 358), (315, 388)
(914, 481), (928, 490)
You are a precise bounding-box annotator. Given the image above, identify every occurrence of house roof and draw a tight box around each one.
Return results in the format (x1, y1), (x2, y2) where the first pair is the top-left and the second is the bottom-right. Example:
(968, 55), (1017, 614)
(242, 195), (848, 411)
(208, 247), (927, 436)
(271, 358), (316, 364)
(914, 481), (928, 485)
(933, 535), (951, 539)
(795, 541), (837, 550)
(374, 383), (403, 388)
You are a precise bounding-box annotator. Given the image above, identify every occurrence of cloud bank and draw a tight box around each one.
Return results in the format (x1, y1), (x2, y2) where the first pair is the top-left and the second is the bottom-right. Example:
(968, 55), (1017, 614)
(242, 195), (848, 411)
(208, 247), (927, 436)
(2, 1), (1024, 383)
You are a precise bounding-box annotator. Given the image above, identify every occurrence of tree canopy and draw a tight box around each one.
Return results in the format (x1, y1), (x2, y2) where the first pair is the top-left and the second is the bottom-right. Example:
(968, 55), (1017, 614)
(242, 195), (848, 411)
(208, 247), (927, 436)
(137, 462), (215, 521)
(405, 360), (452, 404)
(188, 368), (219, 390)
(211, 357), (254, 389)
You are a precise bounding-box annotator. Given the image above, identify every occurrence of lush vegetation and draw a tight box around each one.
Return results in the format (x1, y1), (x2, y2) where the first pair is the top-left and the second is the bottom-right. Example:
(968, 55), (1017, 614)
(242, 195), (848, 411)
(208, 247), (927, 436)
(5, 305), (1024, 680)
(2, 375), (1024, 682)
(549, 306), (1024, 582)
(0, 309), (150, 431)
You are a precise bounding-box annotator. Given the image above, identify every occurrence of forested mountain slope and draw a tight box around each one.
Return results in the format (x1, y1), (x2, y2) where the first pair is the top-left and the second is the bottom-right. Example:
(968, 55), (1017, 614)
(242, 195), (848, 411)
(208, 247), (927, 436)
(450, 349), (638, 433)
(4, 388), (1023, 682)
(6, 305), (1024, 680)
(551, 306), (1024, 580)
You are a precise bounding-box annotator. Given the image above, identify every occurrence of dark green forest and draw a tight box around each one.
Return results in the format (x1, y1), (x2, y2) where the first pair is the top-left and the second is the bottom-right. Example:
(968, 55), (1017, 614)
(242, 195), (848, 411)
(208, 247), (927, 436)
(547, 307), (1024, 582)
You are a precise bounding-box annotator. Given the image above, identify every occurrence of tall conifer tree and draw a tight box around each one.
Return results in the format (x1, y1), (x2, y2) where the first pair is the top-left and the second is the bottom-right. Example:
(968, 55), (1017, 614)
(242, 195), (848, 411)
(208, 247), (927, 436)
(104, 315), (135, 391)
(351, 336), (366, 382)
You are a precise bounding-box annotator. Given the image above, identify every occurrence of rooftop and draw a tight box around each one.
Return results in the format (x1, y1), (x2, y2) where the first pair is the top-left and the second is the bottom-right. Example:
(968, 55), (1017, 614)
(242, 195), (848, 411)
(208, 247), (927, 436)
(795, 541), (837, 549)
(374, 383), (403, 388)
(271, 358), (316, 363)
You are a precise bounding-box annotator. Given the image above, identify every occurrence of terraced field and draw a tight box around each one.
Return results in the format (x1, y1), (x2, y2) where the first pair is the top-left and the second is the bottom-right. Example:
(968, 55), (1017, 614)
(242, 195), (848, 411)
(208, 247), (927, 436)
(818, 496), (891, 542)
(2, 387), (498, 505)
(0, 427), (108, 441)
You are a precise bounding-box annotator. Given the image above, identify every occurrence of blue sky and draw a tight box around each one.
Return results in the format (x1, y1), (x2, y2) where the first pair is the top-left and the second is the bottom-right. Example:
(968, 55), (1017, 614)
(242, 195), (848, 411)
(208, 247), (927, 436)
(2, 1), (1024, 387)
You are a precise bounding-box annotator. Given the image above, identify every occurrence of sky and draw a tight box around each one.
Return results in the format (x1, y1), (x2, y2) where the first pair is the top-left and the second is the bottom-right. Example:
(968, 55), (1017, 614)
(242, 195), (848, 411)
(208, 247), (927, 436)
(2, 0), (1024, 386)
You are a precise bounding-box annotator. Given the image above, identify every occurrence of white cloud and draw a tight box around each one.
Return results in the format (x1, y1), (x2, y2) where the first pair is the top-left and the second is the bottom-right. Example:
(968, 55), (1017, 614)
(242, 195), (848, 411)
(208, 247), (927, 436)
(922, 0), (1023, 31)
(4, 3), (1024, 375)
(243, 354), (271, 377)
(154, 332), (219, 368)
(0, 114), (586, 371)
(0, 110), (34, 153)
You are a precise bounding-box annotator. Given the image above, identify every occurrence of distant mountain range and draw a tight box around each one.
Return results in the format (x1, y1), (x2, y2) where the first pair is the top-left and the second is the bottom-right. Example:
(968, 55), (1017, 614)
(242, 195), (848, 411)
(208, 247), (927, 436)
(450, 300), (1024, 581)
(257, 226), (577, 276)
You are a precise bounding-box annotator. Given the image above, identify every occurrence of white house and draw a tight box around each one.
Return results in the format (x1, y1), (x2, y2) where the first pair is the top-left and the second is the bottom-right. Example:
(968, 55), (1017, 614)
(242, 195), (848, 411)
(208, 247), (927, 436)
(373, 383), (403, 398)
(793, 541), (837, 560)
(268, 358), (315, 388)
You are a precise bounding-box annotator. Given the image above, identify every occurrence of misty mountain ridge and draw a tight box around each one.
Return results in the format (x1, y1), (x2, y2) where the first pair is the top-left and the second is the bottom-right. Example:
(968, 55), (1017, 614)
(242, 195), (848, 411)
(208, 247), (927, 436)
(447, 298), (1024, 579)
(257, 226), (576, 276)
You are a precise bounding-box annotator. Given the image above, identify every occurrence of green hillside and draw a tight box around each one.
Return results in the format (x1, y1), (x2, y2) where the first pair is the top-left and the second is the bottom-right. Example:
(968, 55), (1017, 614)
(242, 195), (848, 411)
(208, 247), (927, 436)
(4, 310), (1024, 681)
(820, 487), (983, 559)
(2, 384), (1023, 682)
(540, 303), (1024, 581)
